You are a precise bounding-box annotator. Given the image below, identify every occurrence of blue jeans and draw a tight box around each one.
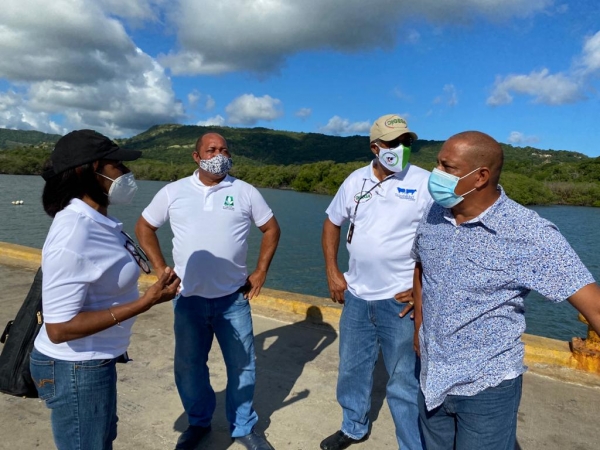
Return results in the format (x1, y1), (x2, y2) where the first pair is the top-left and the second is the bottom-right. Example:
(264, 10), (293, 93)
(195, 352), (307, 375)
(174, 291), (258, 438)
(418, 375), (523, 450)
(29, 347), (118, 450)
(337, 291), (422, 449)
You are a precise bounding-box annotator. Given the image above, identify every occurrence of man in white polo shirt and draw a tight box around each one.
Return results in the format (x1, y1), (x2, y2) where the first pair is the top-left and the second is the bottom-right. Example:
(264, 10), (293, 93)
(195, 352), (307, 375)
(320, 115), (431, 450)
(135, 132), (280, 450)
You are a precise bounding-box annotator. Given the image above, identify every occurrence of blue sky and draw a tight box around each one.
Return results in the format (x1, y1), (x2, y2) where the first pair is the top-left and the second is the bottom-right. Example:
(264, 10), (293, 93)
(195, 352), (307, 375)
(1, 1), (600, 156)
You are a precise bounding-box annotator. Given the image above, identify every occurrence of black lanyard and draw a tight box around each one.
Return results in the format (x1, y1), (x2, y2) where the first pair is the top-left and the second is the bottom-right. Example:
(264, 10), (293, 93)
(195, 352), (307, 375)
(347, 175), (393, 244)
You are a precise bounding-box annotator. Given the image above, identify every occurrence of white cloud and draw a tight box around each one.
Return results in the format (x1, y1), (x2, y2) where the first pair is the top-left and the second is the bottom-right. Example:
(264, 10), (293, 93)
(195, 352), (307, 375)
(225, 94), (283, 125)
(205, 95), (216, 111)
(187, 91), (215, 111)
(97, 0), (166, 22)
(434, 84), (458, 106)
(0, 0), (563, 135)
(507, 131), (540, 145)
(319, 116), (370, 136)
(405, 29), (421, 45)
(188, 90), (200, 108)
(197, 115), (225, 126)
(487, 69), (584, 105)
(578, 31), (600, 75)
(160, 0), (551, 75)
(392, 88), (411, 101)
(0, 0), (184, 136)
(0, 90), (65, 134)
(488, 30), (600, 107)
(295, 108), (312, 119)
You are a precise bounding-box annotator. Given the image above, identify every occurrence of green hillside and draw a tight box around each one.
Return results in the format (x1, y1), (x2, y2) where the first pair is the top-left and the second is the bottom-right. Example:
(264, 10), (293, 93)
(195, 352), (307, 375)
(1, 124), (599, 206)
(0, 128), (60, 149)
(119, 124), (589, 168)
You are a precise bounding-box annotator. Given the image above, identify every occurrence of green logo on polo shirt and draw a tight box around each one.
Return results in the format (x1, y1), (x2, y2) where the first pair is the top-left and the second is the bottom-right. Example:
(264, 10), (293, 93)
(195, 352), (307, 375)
(223, 195), (235, 210)
(354, 191), (372, 203)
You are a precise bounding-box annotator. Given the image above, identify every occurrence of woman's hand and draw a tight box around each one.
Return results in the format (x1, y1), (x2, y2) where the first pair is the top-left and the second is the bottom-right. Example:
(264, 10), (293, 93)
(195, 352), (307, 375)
(141, 267), (181, 310)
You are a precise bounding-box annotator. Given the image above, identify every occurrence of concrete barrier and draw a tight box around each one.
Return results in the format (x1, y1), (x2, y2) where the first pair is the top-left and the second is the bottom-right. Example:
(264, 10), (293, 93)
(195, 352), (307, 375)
(2, 241), (599, 376)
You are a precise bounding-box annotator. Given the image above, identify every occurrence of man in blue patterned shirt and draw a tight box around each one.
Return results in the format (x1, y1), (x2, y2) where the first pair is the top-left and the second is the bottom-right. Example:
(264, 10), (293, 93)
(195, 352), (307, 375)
(411, 131), (600, 450)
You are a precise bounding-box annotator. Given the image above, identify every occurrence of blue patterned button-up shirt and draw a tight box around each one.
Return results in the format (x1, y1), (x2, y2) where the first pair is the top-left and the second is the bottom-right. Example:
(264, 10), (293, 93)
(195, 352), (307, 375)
(411, 187), (596, 410)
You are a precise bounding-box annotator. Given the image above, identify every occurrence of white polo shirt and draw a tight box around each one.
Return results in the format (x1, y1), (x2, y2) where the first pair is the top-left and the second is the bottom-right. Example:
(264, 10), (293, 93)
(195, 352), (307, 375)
(35, 199), (140, 361)
(141, 171), (273, 299)
(326, 161), (432, 300)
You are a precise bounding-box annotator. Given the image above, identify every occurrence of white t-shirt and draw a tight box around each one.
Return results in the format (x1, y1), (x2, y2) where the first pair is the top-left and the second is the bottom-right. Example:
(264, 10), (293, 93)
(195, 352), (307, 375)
(34, 199), (140, 361)
(326, 161), (432, 300)
(141, 172), (273, 298)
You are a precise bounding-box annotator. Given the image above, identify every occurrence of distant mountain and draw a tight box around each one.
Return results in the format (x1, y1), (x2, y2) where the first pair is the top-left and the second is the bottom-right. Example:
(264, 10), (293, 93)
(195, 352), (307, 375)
(0, 124), (591, 168)
(119, 124), (591, 167)
(1, 124), (597, 206)
(0, 128), (61, 150)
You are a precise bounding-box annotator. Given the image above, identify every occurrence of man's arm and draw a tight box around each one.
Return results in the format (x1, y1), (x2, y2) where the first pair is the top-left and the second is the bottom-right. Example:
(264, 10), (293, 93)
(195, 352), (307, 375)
(411, 262), (423, 356)
(322, 218), (347, 304)
(568, 282), (600, 334)
(135, 216), (168, 278)
(246, 216), (281, 299)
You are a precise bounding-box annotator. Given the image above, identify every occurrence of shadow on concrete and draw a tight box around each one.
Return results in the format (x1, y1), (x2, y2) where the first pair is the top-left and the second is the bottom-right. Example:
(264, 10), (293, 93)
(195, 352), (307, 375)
(253, 306), (337, 430)
(173, 305), (338, 449)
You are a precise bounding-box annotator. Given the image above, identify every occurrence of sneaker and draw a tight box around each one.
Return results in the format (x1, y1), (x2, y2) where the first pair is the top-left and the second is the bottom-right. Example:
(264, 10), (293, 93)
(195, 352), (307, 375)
(175, 424), (211, 449)
(234, 430), (275, 450)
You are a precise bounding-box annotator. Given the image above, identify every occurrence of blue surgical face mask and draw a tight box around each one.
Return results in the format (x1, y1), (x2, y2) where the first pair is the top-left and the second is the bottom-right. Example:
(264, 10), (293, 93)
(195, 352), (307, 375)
(427, 167), (480, 208)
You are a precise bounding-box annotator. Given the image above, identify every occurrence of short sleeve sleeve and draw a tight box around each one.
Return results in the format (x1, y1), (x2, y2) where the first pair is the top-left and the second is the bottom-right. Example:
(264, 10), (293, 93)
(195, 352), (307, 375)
(519, 223), (596, 302)
(41, 249), (102, 323)
(141, 185), (171, 228)
(249, 187), (273, 227)
(325, 182), (350, 226)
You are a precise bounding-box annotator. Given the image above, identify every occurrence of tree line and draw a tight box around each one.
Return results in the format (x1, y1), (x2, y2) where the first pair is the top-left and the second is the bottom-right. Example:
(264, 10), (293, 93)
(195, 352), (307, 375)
(1, 145), (599, 207)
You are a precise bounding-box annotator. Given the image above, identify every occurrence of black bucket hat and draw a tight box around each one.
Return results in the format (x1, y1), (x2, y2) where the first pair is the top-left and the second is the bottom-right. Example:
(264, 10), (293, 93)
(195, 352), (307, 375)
(42, 129), (141, 180)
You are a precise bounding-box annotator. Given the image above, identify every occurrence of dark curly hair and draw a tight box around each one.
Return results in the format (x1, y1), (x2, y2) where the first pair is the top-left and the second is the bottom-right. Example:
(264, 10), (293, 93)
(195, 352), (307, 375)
(42, 159), (108, 218)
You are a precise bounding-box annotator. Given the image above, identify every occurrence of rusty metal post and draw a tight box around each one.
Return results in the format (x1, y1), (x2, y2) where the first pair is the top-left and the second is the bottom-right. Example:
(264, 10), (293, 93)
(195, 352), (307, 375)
(571, 313), (600, 373)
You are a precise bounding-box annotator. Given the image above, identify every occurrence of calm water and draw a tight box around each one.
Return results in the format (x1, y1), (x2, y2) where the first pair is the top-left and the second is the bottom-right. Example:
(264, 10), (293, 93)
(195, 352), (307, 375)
(1, 174), (599, 342)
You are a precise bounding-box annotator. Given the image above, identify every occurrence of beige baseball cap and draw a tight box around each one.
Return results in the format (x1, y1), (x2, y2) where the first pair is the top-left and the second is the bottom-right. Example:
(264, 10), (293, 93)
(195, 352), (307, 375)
(370, 114), (418, 143)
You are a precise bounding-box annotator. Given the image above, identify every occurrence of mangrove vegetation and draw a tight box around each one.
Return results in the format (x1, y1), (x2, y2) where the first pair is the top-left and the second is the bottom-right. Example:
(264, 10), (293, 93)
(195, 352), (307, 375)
(1, 124), (599, 207)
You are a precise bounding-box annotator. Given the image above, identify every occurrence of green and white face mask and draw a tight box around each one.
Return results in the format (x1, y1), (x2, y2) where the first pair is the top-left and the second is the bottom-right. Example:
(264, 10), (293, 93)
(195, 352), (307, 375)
(377, 144), (410, 172)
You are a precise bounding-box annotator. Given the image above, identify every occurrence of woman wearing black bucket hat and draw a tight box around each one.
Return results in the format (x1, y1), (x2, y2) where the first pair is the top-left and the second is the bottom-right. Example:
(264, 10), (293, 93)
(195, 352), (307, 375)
(30, 129), (180, 450)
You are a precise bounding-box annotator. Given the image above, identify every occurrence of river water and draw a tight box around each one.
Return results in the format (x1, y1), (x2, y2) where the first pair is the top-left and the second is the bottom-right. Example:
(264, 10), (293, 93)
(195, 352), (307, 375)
(1, 174), (599, 342)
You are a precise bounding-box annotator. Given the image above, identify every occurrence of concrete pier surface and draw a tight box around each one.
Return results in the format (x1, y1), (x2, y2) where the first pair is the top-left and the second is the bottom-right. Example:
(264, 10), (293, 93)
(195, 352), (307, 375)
(1, 264), (599, 450)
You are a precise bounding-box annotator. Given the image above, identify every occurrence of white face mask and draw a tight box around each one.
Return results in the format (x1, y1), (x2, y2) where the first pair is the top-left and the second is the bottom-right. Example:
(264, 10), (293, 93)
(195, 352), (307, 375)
(96, 172), (138, 205)
(377, 144), (410, 173)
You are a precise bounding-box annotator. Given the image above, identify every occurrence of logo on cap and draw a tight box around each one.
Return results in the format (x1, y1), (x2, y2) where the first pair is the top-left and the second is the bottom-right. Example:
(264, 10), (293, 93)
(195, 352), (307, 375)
(385, 117), (407, 128)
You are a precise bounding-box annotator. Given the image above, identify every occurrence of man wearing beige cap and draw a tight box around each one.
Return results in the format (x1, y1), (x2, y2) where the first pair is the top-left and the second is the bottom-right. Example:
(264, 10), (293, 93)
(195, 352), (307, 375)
(321, 115), (431, 450)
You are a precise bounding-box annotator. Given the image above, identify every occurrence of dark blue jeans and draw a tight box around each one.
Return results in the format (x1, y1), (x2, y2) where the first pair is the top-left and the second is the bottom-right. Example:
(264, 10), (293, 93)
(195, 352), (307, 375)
(29, 347), (118, 450)
(418, 375), (523, 450)
(337, 291), (422, 449)
(174, 291), (258, 438)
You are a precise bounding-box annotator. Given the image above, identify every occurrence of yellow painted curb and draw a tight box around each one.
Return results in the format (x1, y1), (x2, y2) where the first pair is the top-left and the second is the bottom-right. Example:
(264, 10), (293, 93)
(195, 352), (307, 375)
(0, 242), (41, 269)
(522, 334), (578, 370)
(2, 241), (599, 376)
(138, 272), (343, 325)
